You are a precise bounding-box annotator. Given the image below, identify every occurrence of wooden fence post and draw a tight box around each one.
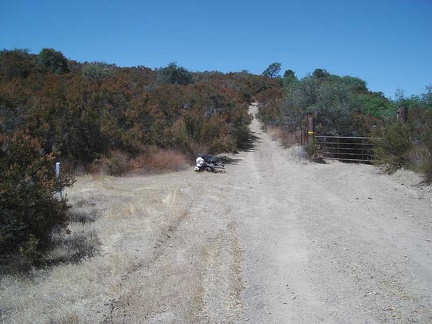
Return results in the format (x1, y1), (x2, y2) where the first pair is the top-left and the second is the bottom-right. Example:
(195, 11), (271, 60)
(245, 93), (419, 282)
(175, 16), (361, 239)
(307, 115), (316, 143)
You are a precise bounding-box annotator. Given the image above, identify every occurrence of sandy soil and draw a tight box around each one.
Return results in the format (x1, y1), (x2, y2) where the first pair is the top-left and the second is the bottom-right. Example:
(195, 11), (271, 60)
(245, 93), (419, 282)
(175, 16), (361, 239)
(105, 103), (432, 323)
(2, 103), (432, 323)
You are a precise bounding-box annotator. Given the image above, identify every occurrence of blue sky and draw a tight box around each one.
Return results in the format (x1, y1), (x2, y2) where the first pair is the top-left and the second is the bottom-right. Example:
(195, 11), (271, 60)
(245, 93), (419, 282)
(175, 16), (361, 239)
(1, 0), (431, 99)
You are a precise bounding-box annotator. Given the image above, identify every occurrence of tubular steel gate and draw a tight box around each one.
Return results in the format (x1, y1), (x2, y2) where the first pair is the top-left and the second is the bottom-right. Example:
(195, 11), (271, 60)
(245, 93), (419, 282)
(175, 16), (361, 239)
(315, 136), (374, 163)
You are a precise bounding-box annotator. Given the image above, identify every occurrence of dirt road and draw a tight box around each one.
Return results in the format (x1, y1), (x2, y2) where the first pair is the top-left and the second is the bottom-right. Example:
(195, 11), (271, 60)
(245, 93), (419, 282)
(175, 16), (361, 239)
(3, 104), (431, 323)
(104, 103), (432, 323)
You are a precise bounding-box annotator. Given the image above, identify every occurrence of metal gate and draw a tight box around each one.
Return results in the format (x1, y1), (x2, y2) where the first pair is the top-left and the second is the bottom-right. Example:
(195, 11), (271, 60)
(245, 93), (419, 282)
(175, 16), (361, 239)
(315, 136), (374, 163)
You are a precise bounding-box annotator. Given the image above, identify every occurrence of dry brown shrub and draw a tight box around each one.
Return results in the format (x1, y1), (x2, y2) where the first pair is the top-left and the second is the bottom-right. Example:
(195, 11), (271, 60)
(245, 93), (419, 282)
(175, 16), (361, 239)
(266, 126), (299, 147)
(89, 150), (130, 176)
(129, 147), (189, 173)
(89, 147), (189, 176)
(187, 142), (210, 156)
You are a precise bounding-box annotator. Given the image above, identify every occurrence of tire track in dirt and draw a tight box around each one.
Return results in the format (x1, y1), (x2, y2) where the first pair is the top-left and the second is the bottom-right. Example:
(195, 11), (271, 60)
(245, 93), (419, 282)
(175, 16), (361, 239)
(103, 103), (432, 323)
(4, 103), (429, 324)
(104, 171), (246, 323)
(228, 104), (432, 323)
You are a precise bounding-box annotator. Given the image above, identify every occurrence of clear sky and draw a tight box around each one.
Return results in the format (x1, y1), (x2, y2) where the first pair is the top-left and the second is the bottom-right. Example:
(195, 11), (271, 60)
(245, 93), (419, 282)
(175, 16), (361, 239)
(1, 0), (431, 99)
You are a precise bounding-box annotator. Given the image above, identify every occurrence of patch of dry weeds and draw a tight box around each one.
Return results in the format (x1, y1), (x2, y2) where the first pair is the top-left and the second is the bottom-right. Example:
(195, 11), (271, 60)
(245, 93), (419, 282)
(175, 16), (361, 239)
(0, 174), (191, 323)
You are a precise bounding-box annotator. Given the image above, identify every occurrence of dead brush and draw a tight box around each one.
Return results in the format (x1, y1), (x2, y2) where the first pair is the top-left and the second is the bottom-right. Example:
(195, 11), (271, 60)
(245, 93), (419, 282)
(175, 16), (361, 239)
(0, 174), (191, 323)
(266, 126), (299, 147)
(89, 147), (189, 176)
(90, 150), (130, 176)
(128, 147), (189, 173)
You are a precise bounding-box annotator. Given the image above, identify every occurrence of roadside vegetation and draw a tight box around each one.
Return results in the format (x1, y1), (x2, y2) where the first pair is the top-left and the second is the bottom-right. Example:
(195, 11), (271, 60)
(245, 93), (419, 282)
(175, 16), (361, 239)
(0, 49), (431, 322)
(258, 62), (432, 183)
(1, 49), (430, 268)
(0, 48), (277, 265)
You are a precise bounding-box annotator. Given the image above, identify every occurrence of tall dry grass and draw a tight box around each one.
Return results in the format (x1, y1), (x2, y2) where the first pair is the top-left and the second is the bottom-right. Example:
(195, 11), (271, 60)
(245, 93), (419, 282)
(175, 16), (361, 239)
(129, 147), (189, 173)
(0, 174), (190, 323)
(90, 147), (189, 176)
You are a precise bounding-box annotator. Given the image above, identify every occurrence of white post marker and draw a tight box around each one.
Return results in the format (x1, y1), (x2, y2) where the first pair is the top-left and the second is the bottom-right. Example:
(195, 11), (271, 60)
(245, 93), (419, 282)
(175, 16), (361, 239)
(55, 162), (60, 178)
(55, 162), (62, 200)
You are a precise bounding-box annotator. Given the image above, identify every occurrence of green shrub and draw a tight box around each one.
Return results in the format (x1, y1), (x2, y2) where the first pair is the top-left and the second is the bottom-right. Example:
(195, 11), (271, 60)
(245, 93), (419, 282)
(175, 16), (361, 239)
(0, 130), (74, 259)
(372, 123), (413, 173)
(410, 144), (432, 183)
(372, 106), (432, 183)
(304, 138), (317, 160)
(418, 109), (432, 182)
(421, 155), (432, 183)
(416, 128), (432, 183)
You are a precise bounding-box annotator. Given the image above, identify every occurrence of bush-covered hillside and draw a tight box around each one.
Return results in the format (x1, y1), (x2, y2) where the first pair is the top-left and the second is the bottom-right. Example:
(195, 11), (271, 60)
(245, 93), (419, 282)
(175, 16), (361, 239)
(0, 49), (279, 170)
(0, 48), (280, 259)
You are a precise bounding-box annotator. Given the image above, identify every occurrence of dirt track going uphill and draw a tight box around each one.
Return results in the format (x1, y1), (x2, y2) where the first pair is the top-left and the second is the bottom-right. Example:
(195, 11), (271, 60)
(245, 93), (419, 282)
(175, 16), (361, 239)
(98, 103), (432, 323)
(2, 103), (432, 323)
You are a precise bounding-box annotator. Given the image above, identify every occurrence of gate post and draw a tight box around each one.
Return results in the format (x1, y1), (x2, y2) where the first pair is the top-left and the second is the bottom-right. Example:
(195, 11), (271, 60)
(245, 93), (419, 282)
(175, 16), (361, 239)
(306, 115), (316, 158)
(397, 106), (408, 123)
(307, 115), (316, 143)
